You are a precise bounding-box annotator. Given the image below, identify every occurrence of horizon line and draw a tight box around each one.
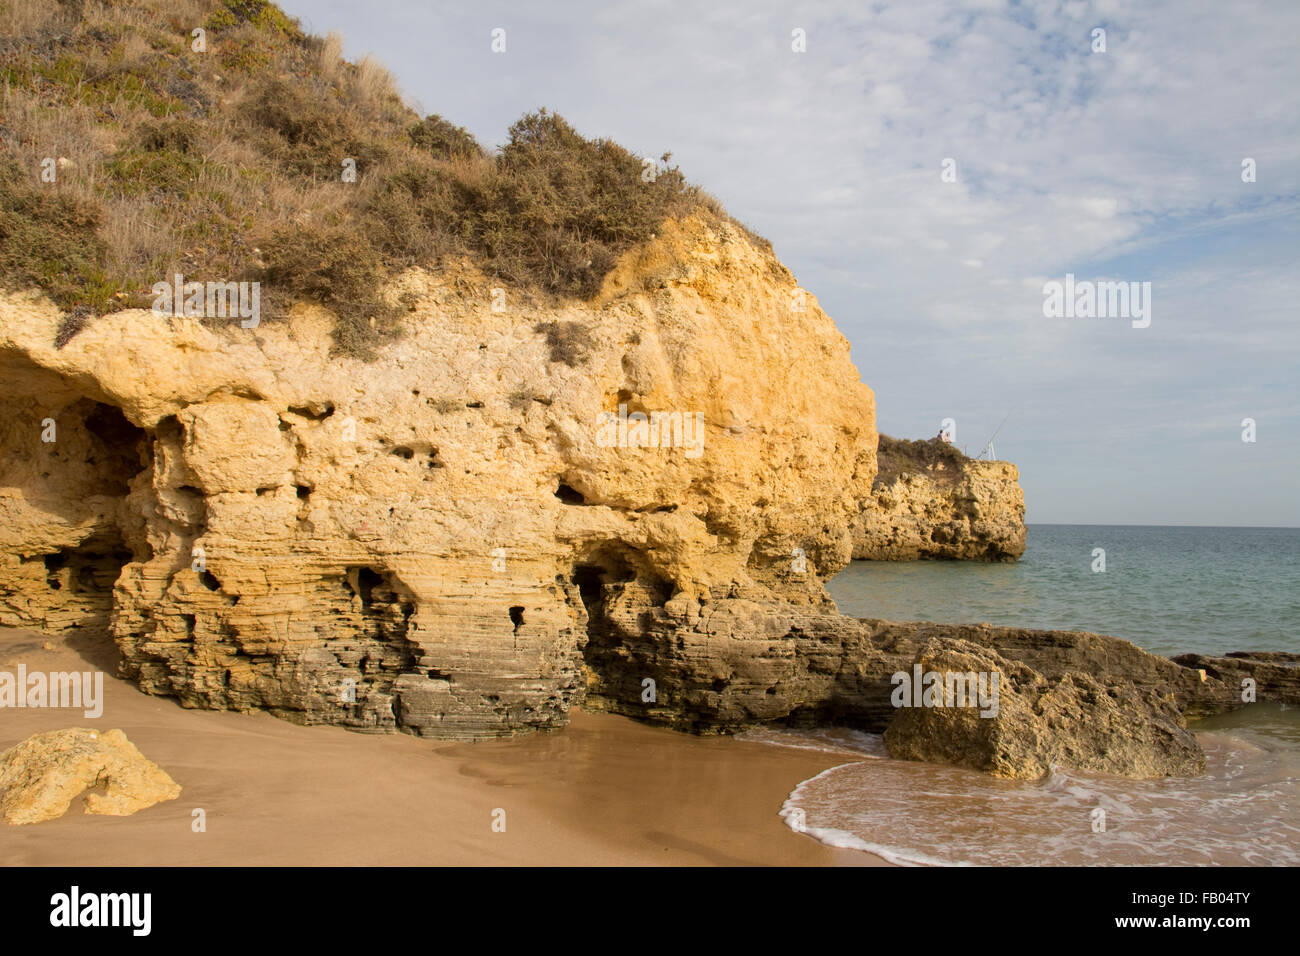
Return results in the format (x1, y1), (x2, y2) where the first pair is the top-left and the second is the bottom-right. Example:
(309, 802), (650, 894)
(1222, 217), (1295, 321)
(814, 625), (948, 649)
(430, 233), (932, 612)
(1027, 522), (1300, 530)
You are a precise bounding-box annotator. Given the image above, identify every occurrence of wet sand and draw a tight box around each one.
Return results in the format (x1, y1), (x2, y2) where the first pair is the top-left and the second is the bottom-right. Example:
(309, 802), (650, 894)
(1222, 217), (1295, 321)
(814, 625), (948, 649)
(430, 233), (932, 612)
(0, 627), (886, 866)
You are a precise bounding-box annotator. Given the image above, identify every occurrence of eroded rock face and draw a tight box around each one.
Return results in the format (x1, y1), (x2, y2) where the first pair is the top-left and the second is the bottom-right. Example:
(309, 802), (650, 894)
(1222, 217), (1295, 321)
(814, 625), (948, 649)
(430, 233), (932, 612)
(851, 437), (1026, 561)
(0, 728), (180, 825)
(0, 217), (1283, 776)
(1170, 651), (1300, 714)
(881, 639), (1205, 779)
(0, 217), (877, 739)
(0, 392), (145, 631)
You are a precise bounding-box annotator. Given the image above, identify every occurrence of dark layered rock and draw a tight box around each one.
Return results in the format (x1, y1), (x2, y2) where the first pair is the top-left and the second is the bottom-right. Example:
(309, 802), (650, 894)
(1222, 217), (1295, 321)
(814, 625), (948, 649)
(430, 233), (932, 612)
(579, 589), (1291, 777)
(881, 638), (1205, 779)
(1169, 651), (1300, 713)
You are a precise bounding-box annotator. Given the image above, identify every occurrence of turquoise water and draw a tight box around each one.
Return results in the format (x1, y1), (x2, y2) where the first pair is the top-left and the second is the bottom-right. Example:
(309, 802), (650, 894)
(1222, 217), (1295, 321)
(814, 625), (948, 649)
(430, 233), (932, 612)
(771, 525), (1300, 865)
(827, 525), (1300, 657)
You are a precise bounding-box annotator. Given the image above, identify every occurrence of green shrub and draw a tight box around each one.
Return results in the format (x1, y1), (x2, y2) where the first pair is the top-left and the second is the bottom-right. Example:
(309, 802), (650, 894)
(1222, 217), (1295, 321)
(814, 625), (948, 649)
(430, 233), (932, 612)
(103, 146), (200, 197)
(487, 109), (695, 296)
(249, 76), (391, 177)
(136, 117), (202, 154)
(875, 435), (969, 485)
(368, 108), (701, 298)
(0, 158), (122, 315)
(408, 114), (483, 160)
(260, 223), (400, 357)
(206, 0), (301, 37)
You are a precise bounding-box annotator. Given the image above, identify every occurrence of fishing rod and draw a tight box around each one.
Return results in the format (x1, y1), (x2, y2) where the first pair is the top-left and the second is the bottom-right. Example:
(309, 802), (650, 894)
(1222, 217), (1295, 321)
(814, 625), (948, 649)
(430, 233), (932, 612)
(977, 411), (1011, 460)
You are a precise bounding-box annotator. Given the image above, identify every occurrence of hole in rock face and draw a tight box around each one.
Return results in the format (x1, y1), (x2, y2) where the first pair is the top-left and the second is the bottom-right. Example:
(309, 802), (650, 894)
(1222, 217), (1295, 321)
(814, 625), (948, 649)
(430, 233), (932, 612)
(352, 567), (383, 608)
(74, 533), (132, 594)
(509, 606), (525, 632)
(33, 530), (133, 626)
(296, 485), (311, 500)
(287, 404), (335, 420)
(555, 482), (586, 505)
(43, 553), (67, 590)
(13, 398), (149, 631)
(571, 541), (679, 719)
(155, 414), (183, 441)
(333, 567), (423, 732)
(390, 446), (414, 460)
(574, 565), (605, 609)
(199, 571), (222, 591)
(80, 401), (149, 496)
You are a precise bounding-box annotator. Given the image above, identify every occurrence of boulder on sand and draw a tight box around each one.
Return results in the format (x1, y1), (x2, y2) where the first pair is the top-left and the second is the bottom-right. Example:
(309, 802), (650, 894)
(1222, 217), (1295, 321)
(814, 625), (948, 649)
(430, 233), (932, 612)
(0, 727), (181, 825)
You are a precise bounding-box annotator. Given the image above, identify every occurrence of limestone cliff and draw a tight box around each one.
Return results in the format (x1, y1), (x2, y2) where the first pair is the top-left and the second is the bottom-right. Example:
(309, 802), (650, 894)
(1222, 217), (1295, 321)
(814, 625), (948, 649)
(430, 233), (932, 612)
(852, 435), (1026, 561)
(1, 218), (1294, 775)
(0, 216), (877, 738)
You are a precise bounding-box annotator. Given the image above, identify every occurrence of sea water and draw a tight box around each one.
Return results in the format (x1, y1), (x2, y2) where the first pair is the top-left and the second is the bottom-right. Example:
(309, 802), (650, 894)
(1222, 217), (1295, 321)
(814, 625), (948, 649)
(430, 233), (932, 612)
(757, 525), (1300, 865)
(829, 525), (1300, 657)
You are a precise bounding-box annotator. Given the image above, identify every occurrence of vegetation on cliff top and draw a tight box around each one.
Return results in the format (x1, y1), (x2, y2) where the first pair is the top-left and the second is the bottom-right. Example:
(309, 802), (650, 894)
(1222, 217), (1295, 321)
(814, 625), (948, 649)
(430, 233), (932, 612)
(0, 0), (762, 356)
(874, 435), (971, 487)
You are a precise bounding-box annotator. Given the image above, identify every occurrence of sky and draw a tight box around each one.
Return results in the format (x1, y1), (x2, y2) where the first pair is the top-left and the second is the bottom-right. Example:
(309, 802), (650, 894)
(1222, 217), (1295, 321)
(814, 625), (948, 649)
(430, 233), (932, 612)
(278, 0), (1299, 526)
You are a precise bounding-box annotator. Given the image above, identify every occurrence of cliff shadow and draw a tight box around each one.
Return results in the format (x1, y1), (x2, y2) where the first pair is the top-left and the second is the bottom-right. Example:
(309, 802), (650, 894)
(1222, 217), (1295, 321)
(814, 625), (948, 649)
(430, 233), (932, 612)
(573, 544), (672, 716)
(0, 383), (150, 641)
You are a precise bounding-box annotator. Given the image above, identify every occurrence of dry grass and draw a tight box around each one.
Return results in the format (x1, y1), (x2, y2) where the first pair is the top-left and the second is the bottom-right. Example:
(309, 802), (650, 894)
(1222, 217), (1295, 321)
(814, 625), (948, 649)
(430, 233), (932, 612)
(316, 31), (343, 82)
(0, 0), (763, 356)
(0, 0), (61, 37)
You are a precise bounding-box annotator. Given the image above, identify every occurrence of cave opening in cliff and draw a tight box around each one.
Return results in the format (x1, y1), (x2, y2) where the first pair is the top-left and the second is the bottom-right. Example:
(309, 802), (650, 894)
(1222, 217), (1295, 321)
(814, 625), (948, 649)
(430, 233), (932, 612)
(29, 528), (134, 629)
(78, 399), (150, 496)
(575, 564), (618, 684)
(337, 566), (421, 730)
(573, 545), (667, 713)
(1, 387), (151, 633)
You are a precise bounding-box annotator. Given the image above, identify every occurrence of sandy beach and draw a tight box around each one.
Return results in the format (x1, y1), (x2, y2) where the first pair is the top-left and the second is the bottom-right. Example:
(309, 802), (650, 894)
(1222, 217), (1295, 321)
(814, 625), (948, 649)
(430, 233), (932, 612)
(0, 626), (885, 866)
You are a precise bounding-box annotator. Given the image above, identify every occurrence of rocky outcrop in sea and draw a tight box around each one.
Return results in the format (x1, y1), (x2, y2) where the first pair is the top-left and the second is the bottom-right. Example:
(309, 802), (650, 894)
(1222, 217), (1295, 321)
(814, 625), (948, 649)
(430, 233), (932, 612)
(852, 435), (1027, 562)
